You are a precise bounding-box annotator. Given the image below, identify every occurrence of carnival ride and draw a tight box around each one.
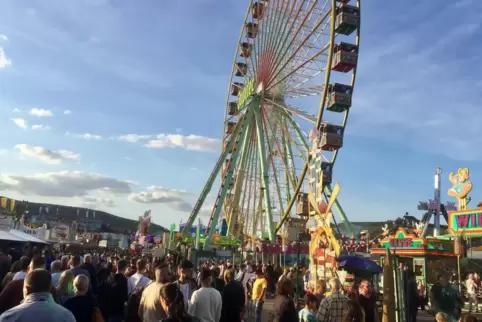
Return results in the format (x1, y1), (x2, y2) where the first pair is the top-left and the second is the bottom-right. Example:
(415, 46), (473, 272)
(179, 0), (361, 270)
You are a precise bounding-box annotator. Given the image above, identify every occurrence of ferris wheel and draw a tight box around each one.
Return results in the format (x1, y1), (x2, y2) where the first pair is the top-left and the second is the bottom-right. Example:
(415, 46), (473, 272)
(181, 0), (361, 249)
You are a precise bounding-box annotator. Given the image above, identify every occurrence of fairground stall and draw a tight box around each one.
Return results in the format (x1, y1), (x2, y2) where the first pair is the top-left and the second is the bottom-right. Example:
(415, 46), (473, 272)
(371, 227), (457, 289)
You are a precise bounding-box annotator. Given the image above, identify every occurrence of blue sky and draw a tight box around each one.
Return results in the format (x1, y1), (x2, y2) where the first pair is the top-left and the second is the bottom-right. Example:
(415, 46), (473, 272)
(0, 0), (481, 229)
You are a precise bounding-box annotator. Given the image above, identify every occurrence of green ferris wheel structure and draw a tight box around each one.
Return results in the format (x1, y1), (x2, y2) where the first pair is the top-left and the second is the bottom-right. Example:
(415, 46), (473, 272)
(181, 0), (360, 249)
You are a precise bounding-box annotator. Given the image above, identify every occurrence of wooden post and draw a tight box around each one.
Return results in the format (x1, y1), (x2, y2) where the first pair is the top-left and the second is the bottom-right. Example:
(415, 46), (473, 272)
(382, 249), (396, 322)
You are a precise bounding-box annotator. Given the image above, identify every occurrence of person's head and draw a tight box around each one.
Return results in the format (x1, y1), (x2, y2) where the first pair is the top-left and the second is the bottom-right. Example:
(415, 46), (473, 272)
(84, 254), (92, 263)
(30, 256), (46, 271)
(329, 277), (342, 292)
(240, 264), (246, 272)
(1, 272), (14, 289)
(342, 299), (364, 322)
(160, 283), (186, 322)
(199, 268), (212, 287)
(130, 258), (137, 267)
(255, 268), (264, 279)
(23, 269), (52, 298)
(224, 269), (235, 283)
(117, 259), (128, 274)
(73, 274), (90, 296)
(212, 266), (221, 278)
(304, 293), (318, 311)
(437, 273), (448, 286)
(57, 270), (74, 295)
(316, 280), (326, 294)
(435, 312), (449, 322)
(155, 263), (171, 284)
(97, 268), (110, 282)
(460, 313), (479, 322)
(60, 256), (69, 270)
(70, 255), (81, 268)
(178, 260), (193, 280)
(358, 279), (372, 296)
(51, 260), (61, 273)
(10, 260), (22, 273)
(276, 276), (294, 296)
(20, 256), (30, 272)
(137, 259), (147, 273)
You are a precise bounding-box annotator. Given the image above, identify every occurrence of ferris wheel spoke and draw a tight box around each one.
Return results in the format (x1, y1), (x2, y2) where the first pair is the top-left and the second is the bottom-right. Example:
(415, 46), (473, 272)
(266, 5), (331, 90)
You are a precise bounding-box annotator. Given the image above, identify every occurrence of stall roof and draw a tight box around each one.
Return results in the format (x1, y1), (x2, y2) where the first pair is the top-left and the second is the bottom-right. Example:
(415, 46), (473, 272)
(8, 230), (48, 244)
(0, 230), (26, 242)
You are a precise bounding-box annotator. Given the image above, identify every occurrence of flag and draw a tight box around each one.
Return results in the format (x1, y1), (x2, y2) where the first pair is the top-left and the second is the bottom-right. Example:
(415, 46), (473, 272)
(39, 206), (43, 214)
(45, 207), (49, 214)
(56, 208), (59, 215)
(93, 211), (96, 218)
(77, 209), (80, 216)
(86, 210), (89, 218)
(9, 199), (15, 212)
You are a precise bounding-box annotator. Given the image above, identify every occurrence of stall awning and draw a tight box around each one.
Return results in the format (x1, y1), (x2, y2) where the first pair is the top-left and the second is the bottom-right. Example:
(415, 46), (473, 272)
(0, 230), (26, 242)
(7, 230), (48, 244)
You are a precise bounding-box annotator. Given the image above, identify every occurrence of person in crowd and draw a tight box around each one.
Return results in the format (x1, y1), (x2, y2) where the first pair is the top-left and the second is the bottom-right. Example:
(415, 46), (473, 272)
(159, 283), (198, 322)
(273, 276), (297, 322)
(436, 312), (449, 322)
(0, 250), (10, 284)
(0, 256), (57, 314)
(12, 257), (29, 281)
(63, 274), (100, 322)
(316, 277), (350, 322)
(80, 254), (98, 294)
(299, 293), (319, 322)
(430, 274), (462, 322)
(127, 259), (151, 296)
(9, 261), (22, 275)
(0, 272), (14, 292)
(459, 313), (479, 322)
(314, 280), (327, 308)
(220, 269), (245, 322)
(174, 260), (197, 310)
(188, 268), (221, 322)
(126, 258), (138, 278)
(51, 260), (62, 288)
(109, 259), (129, 322)
(0, 269), (75, 322)
(60, 256), (70, 271)
(342, 299), (364, 322)
(357, 279), (377, 322)
(70, 255), (91, 283)
(57, 270), (75, 305)
(139, 263), (171, 322)
(252, 269), (268, 322)
(211, 266), (225, 294)
(96, 268), (112, 321)
(467, 274), (479, 313)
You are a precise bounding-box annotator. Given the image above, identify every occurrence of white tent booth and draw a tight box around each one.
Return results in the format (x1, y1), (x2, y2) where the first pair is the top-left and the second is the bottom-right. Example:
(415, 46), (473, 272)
(7, 229), (48, 244)
(0, 230), (26, 242)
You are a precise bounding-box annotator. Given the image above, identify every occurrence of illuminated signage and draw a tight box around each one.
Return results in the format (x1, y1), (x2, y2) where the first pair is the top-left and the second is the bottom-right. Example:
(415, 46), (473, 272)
(389, 238), (413, 248)
(237, 78), (255, 109)
(451, 211), (482, 230)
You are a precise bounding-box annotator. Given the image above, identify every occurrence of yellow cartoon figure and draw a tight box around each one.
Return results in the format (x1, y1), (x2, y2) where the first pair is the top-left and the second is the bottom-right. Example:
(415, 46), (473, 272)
(448, 168), (472, 210)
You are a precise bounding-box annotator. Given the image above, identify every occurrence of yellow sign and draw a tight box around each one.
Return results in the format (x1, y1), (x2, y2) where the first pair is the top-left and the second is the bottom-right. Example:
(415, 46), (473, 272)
(448, 168), (472, 210)
(9, 200), (15, 212)
(237, 78), (255, 109)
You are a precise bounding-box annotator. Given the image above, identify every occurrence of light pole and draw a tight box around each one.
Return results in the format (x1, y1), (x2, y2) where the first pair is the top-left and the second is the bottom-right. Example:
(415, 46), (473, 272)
(434, 168), (442, 237)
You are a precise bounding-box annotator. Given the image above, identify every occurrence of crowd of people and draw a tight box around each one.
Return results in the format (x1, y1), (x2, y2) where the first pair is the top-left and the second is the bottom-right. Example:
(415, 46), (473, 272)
(0, 247), (480, 322)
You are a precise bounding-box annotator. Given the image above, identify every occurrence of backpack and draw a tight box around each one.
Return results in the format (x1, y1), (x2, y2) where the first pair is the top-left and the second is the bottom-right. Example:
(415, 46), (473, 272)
(125, 277), (149, 322)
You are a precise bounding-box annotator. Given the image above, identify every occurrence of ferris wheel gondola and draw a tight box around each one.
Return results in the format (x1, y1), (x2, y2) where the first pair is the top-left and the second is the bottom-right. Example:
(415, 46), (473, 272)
(181, 0), (361, 249)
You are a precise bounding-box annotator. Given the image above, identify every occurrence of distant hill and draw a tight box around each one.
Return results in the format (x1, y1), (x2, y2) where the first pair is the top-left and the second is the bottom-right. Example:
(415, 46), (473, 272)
(3, 197), (168, 235)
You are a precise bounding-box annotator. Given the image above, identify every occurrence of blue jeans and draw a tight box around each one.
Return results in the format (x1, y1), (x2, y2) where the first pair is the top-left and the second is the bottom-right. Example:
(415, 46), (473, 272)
(255, 300), (264, 322)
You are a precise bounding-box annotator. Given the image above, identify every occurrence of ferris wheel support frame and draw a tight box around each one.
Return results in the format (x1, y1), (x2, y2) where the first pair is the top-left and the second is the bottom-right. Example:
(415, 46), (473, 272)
(204, 102), (256, 249)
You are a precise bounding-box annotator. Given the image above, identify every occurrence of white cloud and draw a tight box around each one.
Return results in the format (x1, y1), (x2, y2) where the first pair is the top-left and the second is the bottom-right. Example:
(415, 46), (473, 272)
(128, 185), (193, 212)
(0, 170), (133, 197)
(75, 133), (103, 140)
(145, 134), (220, 152)
(0, 47), (11, 68)
(0, 34), (8, 42)
(63, 110), (72, 115)
(12, 108), (20, 113)
(15, 144), (80, 164)
(11, 118), (27, 129)
(29, 108), (53, 117)
(0, 149), (7, 155)
(31, 124), (51, 130)
(116, 134), (151, 143)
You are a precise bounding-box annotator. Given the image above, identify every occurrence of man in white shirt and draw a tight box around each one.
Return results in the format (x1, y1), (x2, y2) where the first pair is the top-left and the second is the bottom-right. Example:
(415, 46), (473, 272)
(188, 268), (222, 322)
(127, 259), (151, 295)
(467, 274), (479, 312)
(12, 257), (30, 281)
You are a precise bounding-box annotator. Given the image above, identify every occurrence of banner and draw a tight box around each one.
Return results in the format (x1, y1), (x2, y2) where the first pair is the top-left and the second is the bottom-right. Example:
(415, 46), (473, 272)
(49, 224), (70, 240)
(9, 200), (15, 212)
(0, 198), (7, 209)
(18, 223), (46, 240)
